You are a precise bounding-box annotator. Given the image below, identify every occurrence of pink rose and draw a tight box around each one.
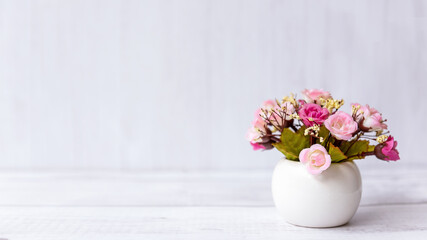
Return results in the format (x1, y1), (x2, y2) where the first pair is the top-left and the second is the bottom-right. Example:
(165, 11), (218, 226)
(247, 100), (285, 151)
(324, 111), (358, 140)
(256, 100), (278, 121)
(298, 103), (329, 127)
(258, 99), (295, 121)
(301, 89), (332, 103)
(246, 118), (266, 148)
(374, 136), (400, 161)
(259, 100), (277, 115)
(352, 103), (387, 132)
(299, 144), (331, 175)
(262, 99), (276, 108)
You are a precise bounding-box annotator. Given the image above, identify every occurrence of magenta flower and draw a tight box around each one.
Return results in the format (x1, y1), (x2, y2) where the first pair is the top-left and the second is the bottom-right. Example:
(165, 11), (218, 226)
(299, 144), (331, 175)
(298, 99), (306, 108)
(324, 111), (358, 140)
(375, 136), (400, 161)
(298, 103), (329, 127)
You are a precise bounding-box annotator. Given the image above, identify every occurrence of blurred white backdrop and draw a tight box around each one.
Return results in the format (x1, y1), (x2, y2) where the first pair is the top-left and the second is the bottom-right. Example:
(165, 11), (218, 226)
(0, 0), (425, 170)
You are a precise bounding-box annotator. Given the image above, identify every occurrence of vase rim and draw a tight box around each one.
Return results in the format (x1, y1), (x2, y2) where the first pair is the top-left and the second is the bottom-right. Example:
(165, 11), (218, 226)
(281, 158), (354, 164)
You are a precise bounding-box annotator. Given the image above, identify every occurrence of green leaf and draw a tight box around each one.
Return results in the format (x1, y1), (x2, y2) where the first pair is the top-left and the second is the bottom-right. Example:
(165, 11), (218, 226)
(318, 126), (330, 147)
(272, 127), (310, 160)
(273, 143), (299, 160)
(318, 126), (330, 139)
(368, 144), (376, 152)
(340, 140), (370, 160)
(328, 144), (347, 162)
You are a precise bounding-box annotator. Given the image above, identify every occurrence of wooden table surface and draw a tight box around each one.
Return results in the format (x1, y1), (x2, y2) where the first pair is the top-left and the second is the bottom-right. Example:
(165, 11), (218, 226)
(0, 166), (426, 240)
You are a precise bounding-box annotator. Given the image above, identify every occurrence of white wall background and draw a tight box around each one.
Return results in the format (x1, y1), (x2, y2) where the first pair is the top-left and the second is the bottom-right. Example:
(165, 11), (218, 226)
(0, 0), (425, 170)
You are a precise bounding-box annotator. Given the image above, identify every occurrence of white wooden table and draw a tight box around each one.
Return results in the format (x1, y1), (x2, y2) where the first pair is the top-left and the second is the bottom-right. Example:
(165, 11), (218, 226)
(0, 165), (426, 239)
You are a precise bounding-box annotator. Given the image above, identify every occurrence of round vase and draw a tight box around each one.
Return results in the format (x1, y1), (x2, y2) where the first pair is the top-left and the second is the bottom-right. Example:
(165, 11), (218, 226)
(272, 158), (362, 228)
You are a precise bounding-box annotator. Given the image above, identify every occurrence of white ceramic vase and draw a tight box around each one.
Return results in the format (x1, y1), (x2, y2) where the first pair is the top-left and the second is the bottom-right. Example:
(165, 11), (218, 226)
(272, 158), (362, 228)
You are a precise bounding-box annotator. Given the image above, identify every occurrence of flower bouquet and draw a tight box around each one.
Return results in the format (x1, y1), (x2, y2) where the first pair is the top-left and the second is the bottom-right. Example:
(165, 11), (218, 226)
(246, 89), (400, 227)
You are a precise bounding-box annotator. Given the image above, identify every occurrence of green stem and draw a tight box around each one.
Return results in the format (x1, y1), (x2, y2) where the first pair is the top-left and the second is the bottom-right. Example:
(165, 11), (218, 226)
(323, 133), (331, 151)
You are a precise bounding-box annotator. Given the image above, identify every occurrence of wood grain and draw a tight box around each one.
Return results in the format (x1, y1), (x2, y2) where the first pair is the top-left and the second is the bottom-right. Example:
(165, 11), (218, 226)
(0, 205), (426, 240)
(0, 166), (425, 207)
(0, 168), (425, 239)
